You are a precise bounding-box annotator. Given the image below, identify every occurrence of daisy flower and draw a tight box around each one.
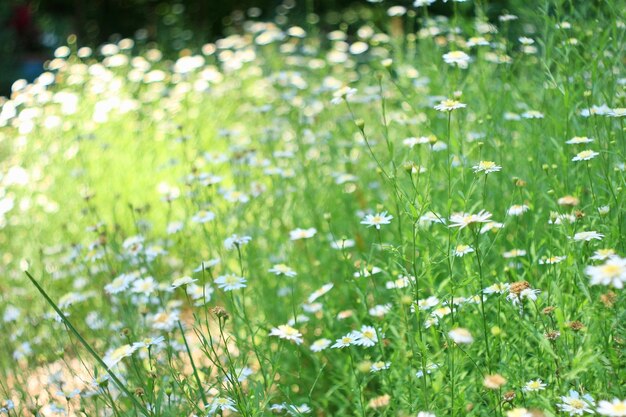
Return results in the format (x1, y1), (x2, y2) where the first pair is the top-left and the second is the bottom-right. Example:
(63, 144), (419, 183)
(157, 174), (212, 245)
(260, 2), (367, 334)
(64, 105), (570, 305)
(448, 210), (492, 229)
(507, 205), (530, 216)
(448, 328), (474, 344)
(434, 98), (466, 112)
(523, 379), (547, 392)
(191, 209), (215, 223)
(574, 231), (604, 241)
(443, 50), (471, 68)
(332, 332), (359, 348)
(572, 150), (599, 162)
(206, 397), (237, 415)
(269, 324), (303, 344)
(353, 325), (379, 347)
(370, 361), (391, 372)
(453, 244), (474, 257)
(269, 264), (297, 277)
(597, 398), (626, 416)
(290, 227), (317, 240)
(585, 256), (626, 288)
(557, 390), (595, 416)
(214, 274), (247, 291)
(473, 161), (502, 174)
(566, 136), (594, 145)
(361, 211), (393, 229)
(171, 276), (197, 289)
(310, 338), (331, 352)
(539, 255), (567, 265)
(224, 234), (252, 250)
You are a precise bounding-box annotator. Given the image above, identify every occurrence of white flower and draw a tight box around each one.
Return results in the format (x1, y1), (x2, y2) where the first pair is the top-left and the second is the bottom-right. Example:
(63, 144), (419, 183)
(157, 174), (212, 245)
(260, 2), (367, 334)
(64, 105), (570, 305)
(332, 332), (360, 348)
(103, 344), (138, 368)
(557, 390), (595, 416)
(206, 397), (237, 415)
(453, 244), (474, 257)
(417, 412), (437, 417)
(473, 161), (502, 174)
(308, 283), (334, 303)
(361, 211), (394, 229)
(574, 231), (604, 242)
(597, 398), (626, 416)
(449, 210), (492, 229)
(572, 150), (599, 162)
(539, 255), (567, 265)
(370, 361), (391, 372)
(171, 276), (197, 289)
(353, 325), (379, 347)
(310, 338), (331, 352)
(214, 274), (247, 291)
(269, 325), (303, 344)
(434, 99), (466, 112)
(191, 209), (215, 223)
(224, 234), (252, 250)
(566, 136), (594, 145)
(269, 264), (297, 277)
(585, 256), (626, 288)
(290, 227), (317, 240)
(443, 50), (471, 68)
(507, 205), (530, 216)
(523, 379), (547, 392)
(448, 328), (473, 344)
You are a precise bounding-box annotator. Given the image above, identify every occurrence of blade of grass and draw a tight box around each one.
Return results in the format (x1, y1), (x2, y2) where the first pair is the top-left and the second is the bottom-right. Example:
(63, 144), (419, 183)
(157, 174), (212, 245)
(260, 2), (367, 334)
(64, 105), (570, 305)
(24, 270), (152, 416)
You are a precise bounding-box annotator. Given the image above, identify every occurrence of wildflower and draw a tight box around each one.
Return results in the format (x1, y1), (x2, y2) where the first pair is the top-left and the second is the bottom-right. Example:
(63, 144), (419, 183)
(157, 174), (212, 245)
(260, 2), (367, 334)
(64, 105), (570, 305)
(332, 332), (359, 348)
(483, 374), (507, 389)
(481, 221), (504, 234)
(453, 244), (474, 257)
(353, 325), (379, 347)
(361, 211), (393, 229)
(572, 150), (599, 162)
(206, 397), (237, 415)
(417, 412), (436, 417)
(331, 86), (357, 105)
(597, 399), (626, 416)
(224, 234), (252, 250)
(104, 344), (138, 368)
(558, 195), (580, 206)
(507, 205), (529, 216)
(286, 404), (311, 416)
(507, 409), (532, 417)
(523, 379), (547, 392)
(449, 210), (492, 229)
(473, 161), (502, 174)
(369, 304), (392, 317)
(592, 249), (616, 260)
(539, 255), (566, 265)
(483, 282), (510, 294)
(310, 338), (331, 352)
(503, 249), (526, 258)
(191, 209), (215, 223)
(308, 283), (334, 303)
(557, 390), (595, 416)
(574, 231), (604, 242)
(368, 394), (391, 409)
(370, 361), (391, 372)
(585, 256), (626, 288)
(416, 363), (440, 378)
(521, 110), (544, 119)
(416, 296), (439, 310)
(566, 136), (594, 145)
(132, 277), (158, 295)
(443, 50), (471, 68)
(434, 99), (466, 112)
(214, 274), (247, 291)
(171, 276), (197, 289)
(290, 228), (317, 240)
(269, 264), (297, 277)
(269, 325), (303, 344)
(331, 238), (356, 249)
(448, 328), (474, 344)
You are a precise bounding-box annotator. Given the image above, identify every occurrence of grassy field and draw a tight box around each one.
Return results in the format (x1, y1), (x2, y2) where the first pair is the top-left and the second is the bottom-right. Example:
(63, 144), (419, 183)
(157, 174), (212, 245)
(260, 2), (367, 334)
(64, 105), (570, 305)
(0, 1), (625, 416)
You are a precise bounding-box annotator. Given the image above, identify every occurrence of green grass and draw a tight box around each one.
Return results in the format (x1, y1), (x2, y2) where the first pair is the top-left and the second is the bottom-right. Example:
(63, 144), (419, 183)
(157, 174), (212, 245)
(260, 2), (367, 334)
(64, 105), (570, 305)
(0, 1), (625, 416)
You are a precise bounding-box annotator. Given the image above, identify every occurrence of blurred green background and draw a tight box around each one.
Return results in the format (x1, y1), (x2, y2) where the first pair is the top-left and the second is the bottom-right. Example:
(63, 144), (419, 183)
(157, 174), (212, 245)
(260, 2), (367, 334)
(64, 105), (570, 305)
(0, 0), (522, 96)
